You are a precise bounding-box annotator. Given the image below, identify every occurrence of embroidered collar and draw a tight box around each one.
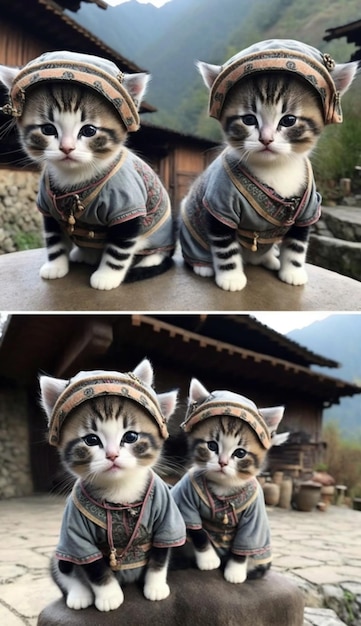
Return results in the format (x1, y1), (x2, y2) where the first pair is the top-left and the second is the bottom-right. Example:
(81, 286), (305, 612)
(45, 149), (127, 234)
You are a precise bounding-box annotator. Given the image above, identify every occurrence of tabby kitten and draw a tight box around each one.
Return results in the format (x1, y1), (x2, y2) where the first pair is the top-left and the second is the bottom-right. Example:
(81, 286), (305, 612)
(40, 359), (185, 611)
(180, 39), (358, 291)
(0, 52), (174, 290)
(172, 378), (286, 583)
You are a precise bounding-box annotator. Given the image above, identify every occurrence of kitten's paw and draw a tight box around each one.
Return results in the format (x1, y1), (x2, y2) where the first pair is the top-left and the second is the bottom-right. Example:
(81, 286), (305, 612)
(195, 546), (221, 571)
(261, 247), (281, 271)
(279, 266), (308, 286)
(90, 269), (123, 290)
(224, 559), (247, 584)
(66, 585), (93, 610)
(143, 581), (170, 601)
(93, 580), (124, 612)
(193, 265), (214, 278)
(40, 258), (69, 280)
(215, 270), (247, 292)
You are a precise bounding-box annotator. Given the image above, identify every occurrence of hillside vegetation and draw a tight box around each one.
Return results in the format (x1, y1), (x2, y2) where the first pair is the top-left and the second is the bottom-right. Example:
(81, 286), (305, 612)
(72, 0), (361, 186)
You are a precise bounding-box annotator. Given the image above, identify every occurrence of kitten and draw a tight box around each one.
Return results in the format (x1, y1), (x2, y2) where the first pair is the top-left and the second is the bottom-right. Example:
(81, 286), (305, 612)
(39, 359), (186, 611)
(172, 378), (286, 583)
(0, 51), (174, 290)
(180, 39), (358, 291)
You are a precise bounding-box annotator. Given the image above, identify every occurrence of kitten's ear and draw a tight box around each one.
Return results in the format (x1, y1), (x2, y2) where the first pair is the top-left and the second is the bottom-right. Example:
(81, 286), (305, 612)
(0, 65), (19, 90)
(196, 61), (221, 89)
(123, 72), (150, 107)
(331, 62), (359, 95)
(132, 358), (154, 387)
(259, 406), (285, 440)
(158, 390), (178, 421)
(39, 375), (68, 423)
(189, 378), (210, 404)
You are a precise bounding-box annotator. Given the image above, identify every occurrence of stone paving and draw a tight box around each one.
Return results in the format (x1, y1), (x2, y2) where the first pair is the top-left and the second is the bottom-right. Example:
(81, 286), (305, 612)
(0, 495), (360, 626)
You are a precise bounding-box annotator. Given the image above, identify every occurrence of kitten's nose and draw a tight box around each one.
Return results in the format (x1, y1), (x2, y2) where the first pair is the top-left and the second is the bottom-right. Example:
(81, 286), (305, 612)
(259, 127), (274, 145)
(106, 452), (119, 461)
(219, 458), (228, 468)
(60, 144), (75, 155)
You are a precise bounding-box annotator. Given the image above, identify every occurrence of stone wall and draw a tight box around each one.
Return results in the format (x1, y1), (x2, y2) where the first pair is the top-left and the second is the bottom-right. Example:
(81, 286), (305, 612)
(0, 385), (34, 498)
(308, 201), (361, 282)
(0, 168), (43, 254)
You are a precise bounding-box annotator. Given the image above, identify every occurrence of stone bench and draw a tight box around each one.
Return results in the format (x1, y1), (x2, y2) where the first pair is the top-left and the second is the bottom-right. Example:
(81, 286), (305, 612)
(37, 569), (304, 626)
(1, 247), (360, 311)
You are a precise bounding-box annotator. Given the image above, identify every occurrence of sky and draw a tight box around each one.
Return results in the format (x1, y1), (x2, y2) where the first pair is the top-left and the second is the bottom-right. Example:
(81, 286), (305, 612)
(252, 312), (332, 334)
(105, 1), (171, 7)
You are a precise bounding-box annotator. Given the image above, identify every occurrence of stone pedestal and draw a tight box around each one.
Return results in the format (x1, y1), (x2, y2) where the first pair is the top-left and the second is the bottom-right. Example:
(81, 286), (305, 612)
(37, 570), (304, 626)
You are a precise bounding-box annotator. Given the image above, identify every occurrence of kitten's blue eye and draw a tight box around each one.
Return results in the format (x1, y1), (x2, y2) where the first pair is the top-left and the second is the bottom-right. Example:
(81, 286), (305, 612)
(41, 124), (57, 136)
(280, 115), (297, 127)
(233, 448), (247, 459)
(242, 114), (257, 126)
(83, 434), (102, 447)
(207, 441), (218, 453)
(122, 431), (139, 444)
(79, 125), (97, 138)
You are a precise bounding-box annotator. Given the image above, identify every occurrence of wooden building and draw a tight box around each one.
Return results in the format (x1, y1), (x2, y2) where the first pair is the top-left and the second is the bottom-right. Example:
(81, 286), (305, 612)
(0, 0), (219, 214)
(0, 313), (360, 498)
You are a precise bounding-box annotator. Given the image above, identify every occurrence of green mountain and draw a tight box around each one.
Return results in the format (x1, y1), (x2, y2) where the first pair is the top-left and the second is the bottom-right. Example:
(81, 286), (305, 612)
(287, 315), (361, 440)
(69, 0), (360, 136)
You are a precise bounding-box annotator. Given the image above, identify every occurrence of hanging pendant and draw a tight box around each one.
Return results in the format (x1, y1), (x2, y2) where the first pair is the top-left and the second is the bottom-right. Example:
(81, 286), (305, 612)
(74, 194), (85, 212)
(109, 548), (118, 570)
(223, 513), (229, 525)
(251, 233), (259, 252)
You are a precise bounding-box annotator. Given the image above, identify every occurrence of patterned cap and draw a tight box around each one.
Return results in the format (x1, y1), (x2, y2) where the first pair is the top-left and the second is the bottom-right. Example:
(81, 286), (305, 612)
(208, 39), (342, 125)
(181, 390), (272, 449)
(48, 369), (169, 446)
(3, 50), (140, 131)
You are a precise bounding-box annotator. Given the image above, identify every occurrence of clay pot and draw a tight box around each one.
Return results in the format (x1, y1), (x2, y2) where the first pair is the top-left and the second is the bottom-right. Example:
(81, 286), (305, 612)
(294, 481), (322, 512)
(272, 471), (284, 485)
(320, 485), (335, 510)
(278, 478), (293, 509)
(263, 482), (280, 506)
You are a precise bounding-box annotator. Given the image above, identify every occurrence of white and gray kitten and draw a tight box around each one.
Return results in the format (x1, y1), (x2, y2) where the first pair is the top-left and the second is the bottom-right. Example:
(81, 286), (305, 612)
(172, 378), (286, 583)
(180, 57), (358, 291)
(40, 359), (180, 612)
(0, 66), (173, 290)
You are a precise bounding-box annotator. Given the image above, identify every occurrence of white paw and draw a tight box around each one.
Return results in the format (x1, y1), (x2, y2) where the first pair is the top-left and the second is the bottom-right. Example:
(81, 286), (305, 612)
(279, 266), (308, 286)
(224, 559), (247, 584)
(143, 581), (170, 601)
(195, 546), (221, 571)
(261, 247), (281, 271)
(193, 265), (214, 278)
(215, 270), (247, 292)
(40, 258), (69, 280)
(66, 585), (93, 610)
(90, 269), (123, 290)
(93, 580), (124, 612)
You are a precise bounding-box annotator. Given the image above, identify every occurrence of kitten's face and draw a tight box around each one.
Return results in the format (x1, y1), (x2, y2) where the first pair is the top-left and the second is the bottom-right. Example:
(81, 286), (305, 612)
(18, 84), (126, 186)
(220, 73), (324, 165)
(189, 415), (266, 491)
(59, 395), (163, 488)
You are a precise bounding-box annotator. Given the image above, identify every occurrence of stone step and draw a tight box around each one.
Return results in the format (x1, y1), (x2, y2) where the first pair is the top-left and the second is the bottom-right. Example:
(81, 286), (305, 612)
(315, 206), (361, 242)
(308, 233), (361, 282)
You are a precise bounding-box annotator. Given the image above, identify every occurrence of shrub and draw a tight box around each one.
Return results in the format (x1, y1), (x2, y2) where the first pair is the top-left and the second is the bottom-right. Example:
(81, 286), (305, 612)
(323, 422), (361, 497)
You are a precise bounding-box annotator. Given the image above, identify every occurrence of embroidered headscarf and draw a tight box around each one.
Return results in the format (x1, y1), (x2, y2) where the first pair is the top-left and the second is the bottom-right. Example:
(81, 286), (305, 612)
(48, 369), (169, 446)
(181, 390), (272, 449)
(2, 50), (140, 131)
(208, 39), (343, 125)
